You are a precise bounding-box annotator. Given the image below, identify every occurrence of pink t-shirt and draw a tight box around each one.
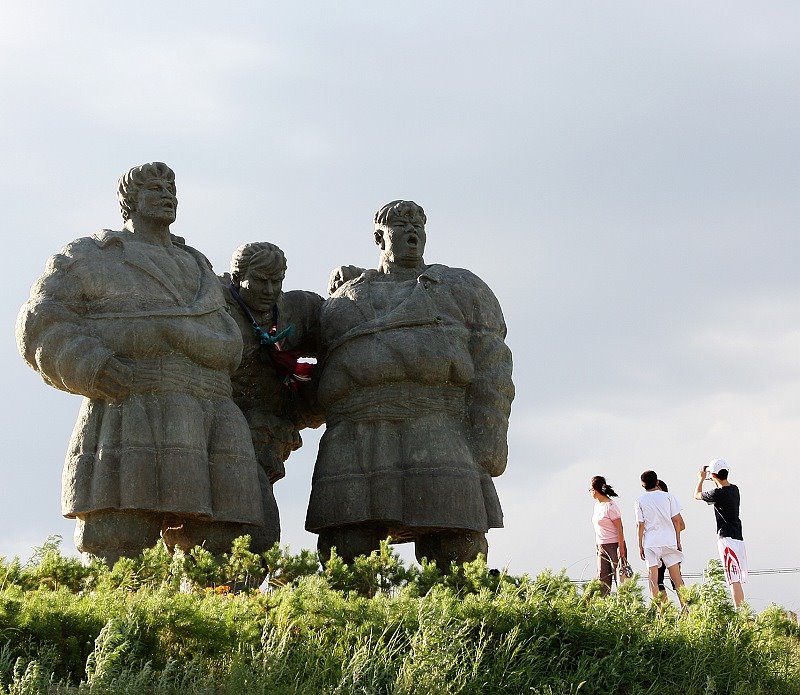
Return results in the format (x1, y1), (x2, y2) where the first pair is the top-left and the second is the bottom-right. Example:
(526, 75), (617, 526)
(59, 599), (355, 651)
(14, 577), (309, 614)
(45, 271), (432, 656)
(592, 499), (622, 544)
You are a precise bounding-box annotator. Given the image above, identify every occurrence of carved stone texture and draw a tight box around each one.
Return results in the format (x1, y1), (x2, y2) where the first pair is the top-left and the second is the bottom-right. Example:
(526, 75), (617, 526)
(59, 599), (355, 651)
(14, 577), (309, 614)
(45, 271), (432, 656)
(306, 200), (514, 571)
(221, 242), (323, 552)
(16, 163), (265, 564)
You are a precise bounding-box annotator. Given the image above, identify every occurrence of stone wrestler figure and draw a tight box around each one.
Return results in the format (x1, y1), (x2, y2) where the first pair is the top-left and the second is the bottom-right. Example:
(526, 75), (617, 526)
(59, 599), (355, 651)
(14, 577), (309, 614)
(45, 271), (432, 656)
(16, 163), (264, 563)
(306, 200), (514, 570)
(223, 242), (323, 552)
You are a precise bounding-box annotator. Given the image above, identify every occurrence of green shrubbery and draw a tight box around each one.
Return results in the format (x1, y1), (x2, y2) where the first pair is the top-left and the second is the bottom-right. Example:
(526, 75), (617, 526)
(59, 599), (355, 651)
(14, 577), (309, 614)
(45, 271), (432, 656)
(0, 536), (798, 694)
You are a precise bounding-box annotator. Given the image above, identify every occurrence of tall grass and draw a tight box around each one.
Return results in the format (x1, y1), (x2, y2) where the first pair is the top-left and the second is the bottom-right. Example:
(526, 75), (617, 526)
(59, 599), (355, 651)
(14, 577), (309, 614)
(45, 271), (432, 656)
(0, 537), (797, 694)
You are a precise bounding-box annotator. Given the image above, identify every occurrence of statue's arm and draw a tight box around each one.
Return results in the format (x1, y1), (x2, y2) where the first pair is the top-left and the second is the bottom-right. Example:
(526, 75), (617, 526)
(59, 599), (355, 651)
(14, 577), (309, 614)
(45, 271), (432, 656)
(288, 290), (326, 429)
(288, 290), (325, 356)
(328, 265), (365, 296)
(461, 273), (515, 477)
(16, 246), (130, 399)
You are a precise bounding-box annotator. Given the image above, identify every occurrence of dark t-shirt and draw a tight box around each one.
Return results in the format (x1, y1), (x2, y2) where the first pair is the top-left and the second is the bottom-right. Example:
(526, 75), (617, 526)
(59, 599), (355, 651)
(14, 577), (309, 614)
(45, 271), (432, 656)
(701, 485), (743, 540)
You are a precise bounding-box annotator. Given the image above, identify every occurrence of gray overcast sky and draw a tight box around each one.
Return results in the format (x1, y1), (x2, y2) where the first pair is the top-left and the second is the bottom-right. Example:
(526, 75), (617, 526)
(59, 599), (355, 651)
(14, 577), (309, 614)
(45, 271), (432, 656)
(2, 2), (799, 610)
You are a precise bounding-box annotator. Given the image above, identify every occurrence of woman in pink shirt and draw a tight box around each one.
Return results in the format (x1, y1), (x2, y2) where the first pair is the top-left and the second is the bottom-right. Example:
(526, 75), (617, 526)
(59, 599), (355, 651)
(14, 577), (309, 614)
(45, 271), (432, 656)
(590, 475), (628, 595)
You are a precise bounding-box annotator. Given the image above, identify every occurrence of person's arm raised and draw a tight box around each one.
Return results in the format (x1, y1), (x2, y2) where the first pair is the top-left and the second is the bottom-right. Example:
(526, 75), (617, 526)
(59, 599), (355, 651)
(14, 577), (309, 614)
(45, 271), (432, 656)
(694, 466), (707, 500)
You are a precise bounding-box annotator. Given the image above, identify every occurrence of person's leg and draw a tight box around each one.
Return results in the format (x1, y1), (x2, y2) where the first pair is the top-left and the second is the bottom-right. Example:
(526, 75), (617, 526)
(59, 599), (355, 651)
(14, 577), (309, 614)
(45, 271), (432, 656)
(75, 509), (162, 565)
(666, 562), (684, 588)
(731, 581), (744, 608)
(604, 543), (619, 593)
(415, 530), (488, 573)
(718, 537), (747, 608)
(669, 564), (679, 591)
(656, 561), (667, 601)
(643, 547), (661, 598)
(666, 561), (685, 605)
(317, 524), (385, 564)
(596, 545), (613, 595)
(648, 564), (661, 598)
(607, 543), (620, 584)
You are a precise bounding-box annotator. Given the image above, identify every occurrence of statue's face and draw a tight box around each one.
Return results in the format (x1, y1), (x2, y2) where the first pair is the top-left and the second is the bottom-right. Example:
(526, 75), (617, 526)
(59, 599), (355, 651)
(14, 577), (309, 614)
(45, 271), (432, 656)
(379, 212), (426, 267)
(134, 177), (177, 224)
(238, 253), (285, 313)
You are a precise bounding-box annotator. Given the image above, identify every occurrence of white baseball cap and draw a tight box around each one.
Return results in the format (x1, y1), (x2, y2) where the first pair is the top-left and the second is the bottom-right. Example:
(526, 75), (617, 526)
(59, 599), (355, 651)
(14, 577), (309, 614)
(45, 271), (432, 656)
(708, 458), (729, 475)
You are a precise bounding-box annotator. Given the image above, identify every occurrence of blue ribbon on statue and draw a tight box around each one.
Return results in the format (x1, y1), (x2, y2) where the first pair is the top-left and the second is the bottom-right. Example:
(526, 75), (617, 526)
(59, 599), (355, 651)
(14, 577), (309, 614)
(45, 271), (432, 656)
(228, 282), (294, 346)
(256, 324), (293, 345)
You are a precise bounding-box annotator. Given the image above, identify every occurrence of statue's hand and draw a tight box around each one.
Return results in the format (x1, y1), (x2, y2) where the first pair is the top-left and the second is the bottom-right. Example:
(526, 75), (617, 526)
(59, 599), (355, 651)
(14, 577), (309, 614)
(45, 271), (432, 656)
(328, 265), (365, 295)
(469, 424), (508, 477)
(93, 357), (133, 401)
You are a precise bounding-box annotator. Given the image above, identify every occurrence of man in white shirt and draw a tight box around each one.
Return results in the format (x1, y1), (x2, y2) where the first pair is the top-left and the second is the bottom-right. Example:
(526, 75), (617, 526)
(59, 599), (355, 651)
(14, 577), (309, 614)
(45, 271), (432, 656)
(635, 469), (686, 601)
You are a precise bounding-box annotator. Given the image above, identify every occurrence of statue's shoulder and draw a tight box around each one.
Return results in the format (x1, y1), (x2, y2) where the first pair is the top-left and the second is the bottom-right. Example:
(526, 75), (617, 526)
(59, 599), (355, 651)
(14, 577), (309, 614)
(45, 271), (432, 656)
(61, 229), (119, 253)
(283, 289), (324, 309)
(425, 264), (504, 321)
(424, 264), (489, 291)
(31, 231), (122, 290)
(218, 273), (235, 302)
(46, 229), (122, 269)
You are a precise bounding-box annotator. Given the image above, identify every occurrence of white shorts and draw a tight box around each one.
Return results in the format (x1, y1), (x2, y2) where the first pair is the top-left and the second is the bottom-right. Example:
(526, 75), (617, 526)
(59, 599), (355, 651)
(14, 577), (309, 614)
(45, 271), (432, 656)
(718, 537), (747, 584)
(644, 546), (683, 569)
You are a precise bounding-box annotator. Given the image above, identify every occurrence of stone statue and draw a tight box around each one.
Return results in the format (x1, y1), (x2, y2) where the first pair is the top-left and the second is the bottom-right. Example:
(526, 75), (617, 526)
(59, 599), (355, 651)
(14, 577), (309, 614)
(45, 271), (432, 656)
(222, 242), (324, 552)
(305, 200), (514, 570)
(16, 162), (264, 563)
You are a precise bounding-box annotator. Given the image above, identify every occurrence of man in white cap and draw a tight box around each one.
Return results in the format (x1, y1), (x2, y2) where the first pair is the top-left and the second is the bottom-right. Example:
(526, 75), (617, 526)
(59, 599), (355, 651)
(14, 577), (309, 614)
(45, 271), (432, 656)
(694, 458), (747, 607)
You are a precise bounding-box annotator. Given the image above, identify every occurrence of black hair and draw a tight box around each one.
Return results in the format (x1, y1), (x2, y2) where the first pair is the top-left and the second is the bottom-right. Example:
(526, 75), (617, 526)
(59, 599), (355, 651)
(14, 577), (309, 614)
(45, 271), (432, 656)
(714, 469), (729, 480)
(591, 475), (618, 498)
(641, 470), (658, 489)
(657, 479), (668, 492)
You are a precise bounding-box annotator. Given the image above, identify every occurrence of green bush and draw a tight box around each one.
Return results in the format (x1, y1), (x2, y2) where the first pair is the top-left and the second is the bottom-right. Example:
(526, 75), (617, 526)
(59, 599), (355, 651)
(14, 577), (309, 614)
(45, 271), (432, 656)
(0, 539), (798, 694)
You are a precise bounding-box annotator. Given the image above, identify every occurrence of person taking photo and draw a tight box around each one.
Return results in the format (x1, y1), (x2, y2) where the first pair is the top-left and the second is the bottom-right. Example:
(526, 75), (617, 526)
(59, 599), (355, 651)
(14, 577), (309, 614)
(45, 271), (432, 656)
(694, 458), (747, 608)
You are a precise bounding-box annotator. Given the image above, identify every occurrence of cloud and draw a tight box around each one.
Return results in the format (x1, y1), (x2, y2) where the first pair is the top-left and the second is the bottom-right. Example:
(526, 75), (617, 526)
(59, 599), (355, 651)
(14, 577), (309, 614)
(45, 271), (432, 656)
(2, 2), (800, 611)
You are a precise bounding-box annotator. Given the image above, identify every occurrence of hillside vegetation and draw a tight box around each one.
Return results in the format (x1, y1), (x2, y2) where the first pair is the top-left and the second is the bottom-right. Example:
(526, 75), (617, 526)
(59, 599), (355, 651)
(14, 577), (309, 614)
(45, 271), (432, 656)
(0, 537), (798, 694)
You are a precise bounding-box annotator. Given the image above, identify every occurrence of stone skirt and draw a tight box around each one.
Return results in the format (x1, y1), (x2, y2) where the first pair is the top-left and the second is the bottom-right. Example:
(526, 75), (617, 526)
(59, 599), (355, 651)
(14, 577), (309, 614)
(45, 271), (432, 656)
(305, 387), (503, 535)
(62, 390), (264, 526)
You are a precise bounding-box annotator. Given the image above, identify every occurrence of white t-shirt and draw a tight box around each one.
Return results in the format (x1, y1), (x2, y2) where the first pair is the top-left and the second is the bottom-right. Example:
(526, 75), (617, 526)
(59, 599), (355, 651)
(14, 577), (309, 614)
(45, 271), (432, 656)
(592, 499), (622, 544)
(634, 490), (682, 548)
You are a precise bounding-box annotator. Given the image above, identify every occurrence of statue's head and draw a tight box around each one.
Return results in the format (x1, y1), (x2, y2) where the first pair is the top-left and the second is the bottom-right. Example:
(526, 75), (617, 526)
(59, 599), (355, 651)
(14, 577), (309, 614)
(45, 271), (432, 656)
(373, 200), (427, 268)
(117, 162), (177, 226)
(230, 242), (287, 313)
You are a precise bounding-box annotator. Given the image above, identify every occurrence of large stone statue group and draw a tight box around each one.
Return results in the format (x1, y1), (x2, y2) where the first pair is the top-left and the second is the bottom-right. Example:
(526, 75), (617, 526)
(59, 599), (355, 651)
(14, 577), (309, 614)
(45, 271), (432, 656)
(16, 162), (514, 571)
